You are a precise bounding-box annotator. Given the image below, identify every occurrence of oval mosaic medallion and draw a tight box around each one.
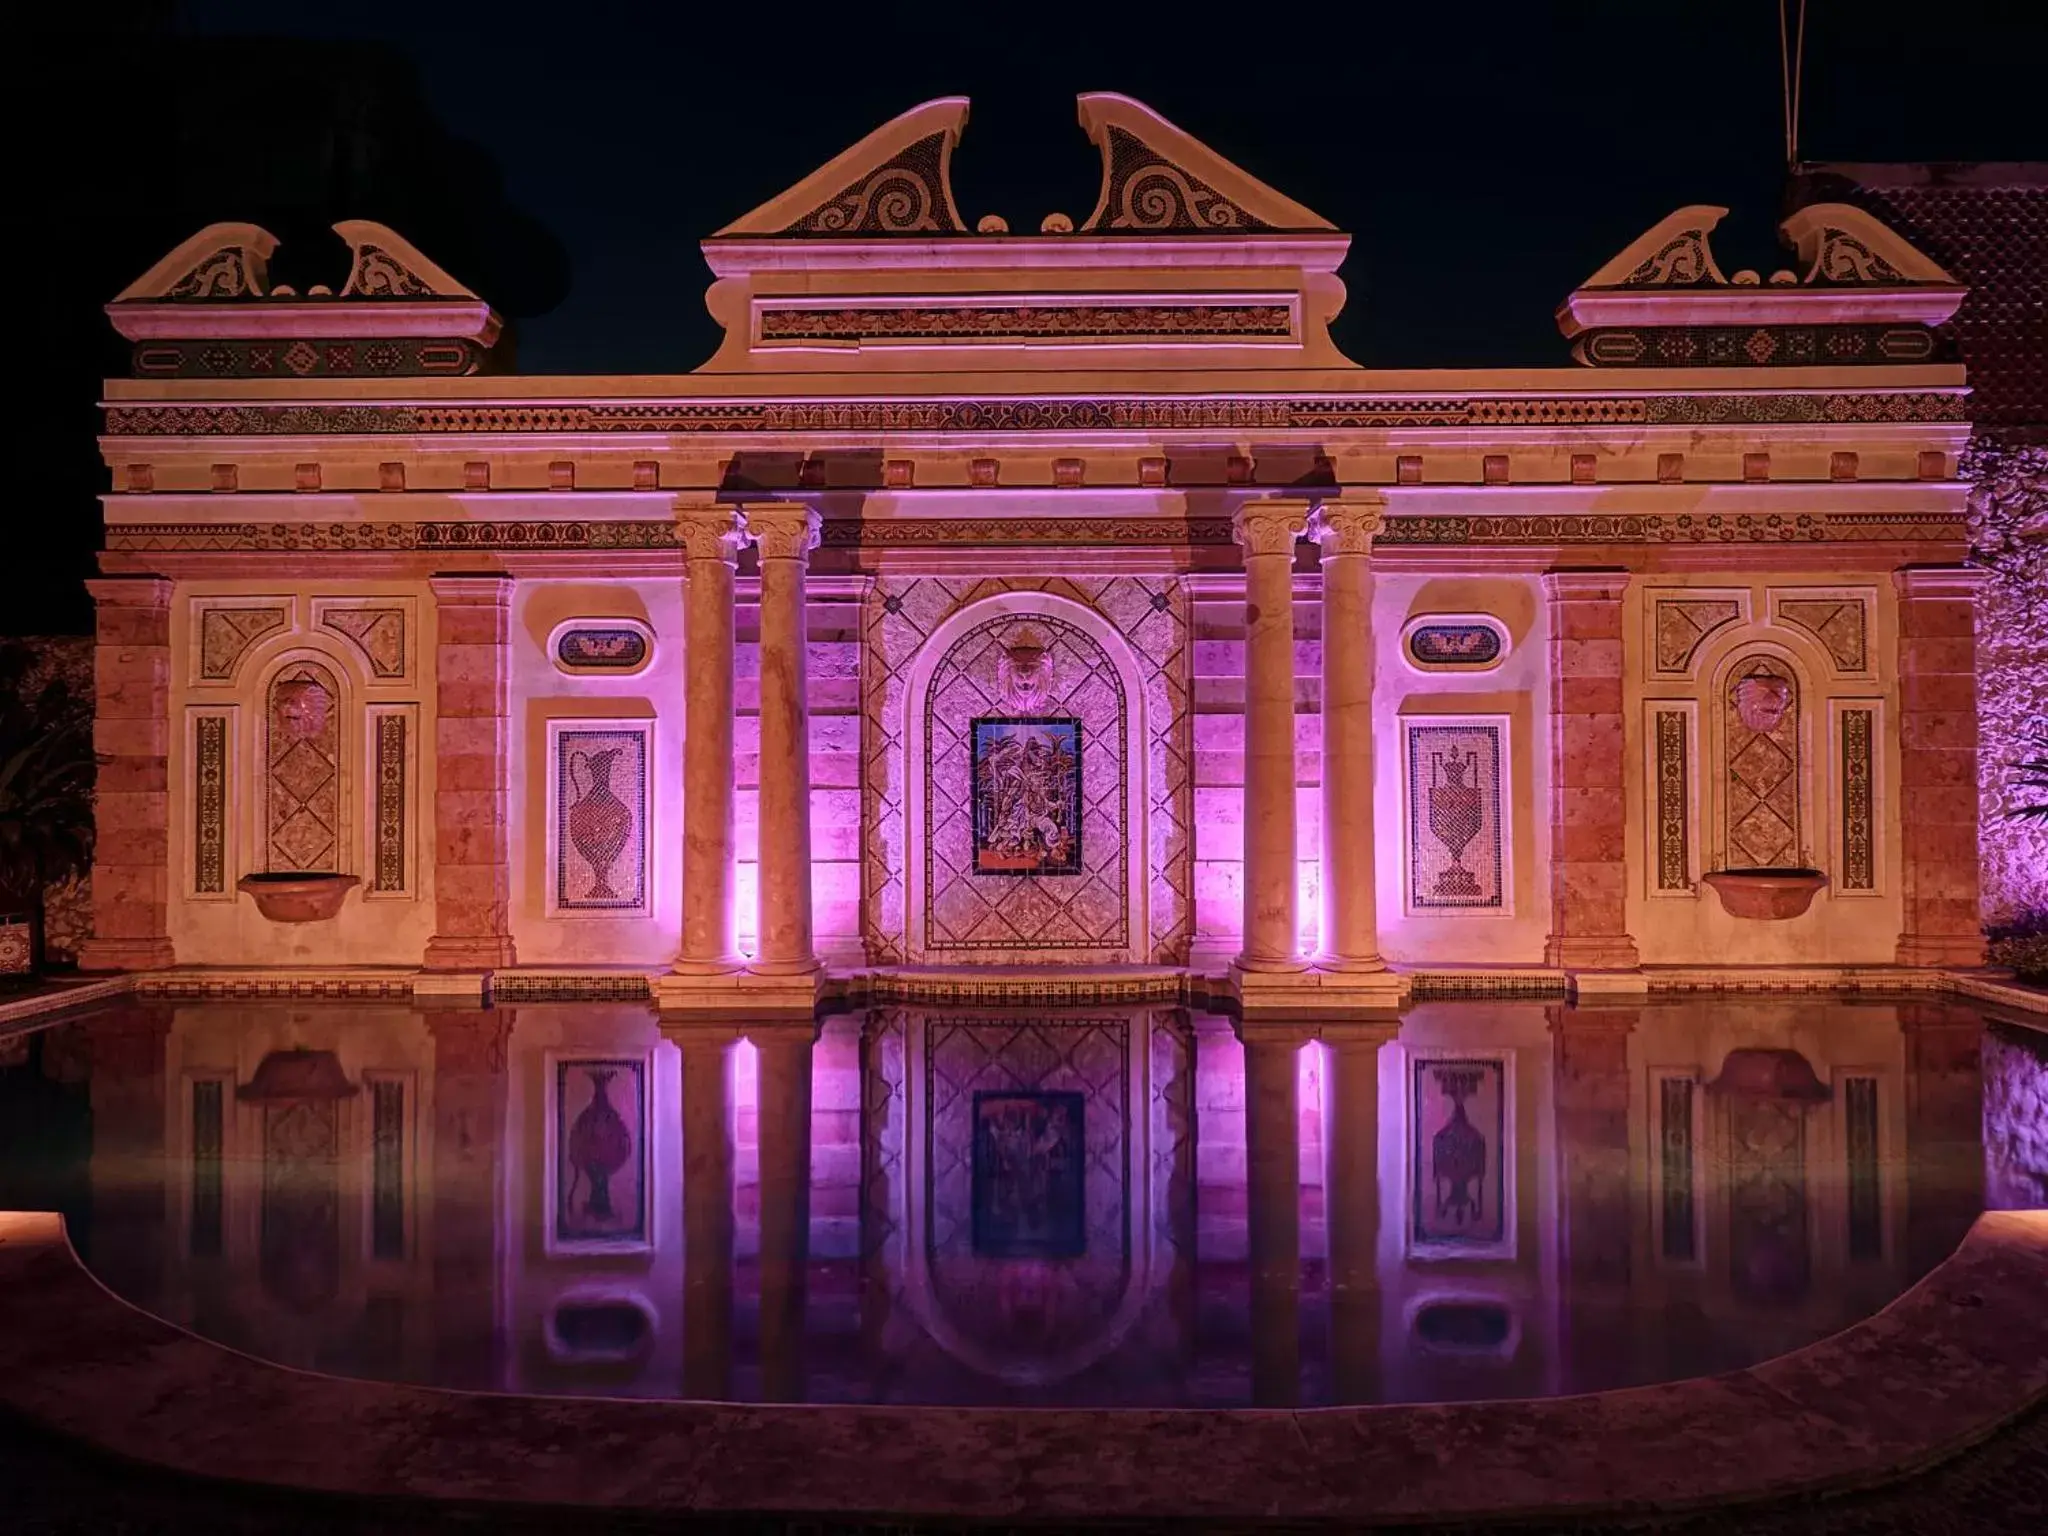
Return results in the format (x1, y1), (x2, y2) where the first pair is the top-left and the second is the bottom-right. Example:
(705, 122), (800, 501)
(554, 624), (651, 674)
(1405, 620), (1505, 670)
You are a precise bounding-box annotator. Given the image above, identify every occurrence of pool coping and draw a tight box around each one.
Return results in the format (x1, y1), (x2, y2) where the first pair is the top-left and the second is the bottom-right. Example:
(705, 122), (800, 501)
(2, 1209), (2044, 1526)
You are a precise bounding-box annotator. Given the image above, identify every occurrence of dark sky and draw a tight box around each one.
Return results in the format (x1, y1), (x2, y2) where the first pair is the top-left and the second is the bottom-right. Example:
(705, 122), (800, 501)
(13, 1), (2048, 629)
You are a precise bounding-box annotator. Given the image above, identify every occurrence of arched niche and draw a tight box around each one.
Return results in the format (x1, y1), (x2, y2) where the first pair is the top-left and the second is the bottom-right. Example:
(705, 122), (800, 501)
(902, 591), (1150, 964)
(1693, 627), (1835, 880)
(237, 633), (373, 882)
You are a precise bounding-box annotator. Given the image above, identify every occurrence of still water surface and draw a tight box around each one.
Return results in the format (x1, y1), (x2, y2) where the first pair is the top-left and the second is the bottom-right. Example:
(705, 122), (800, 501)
(2, 995), (2040, 1409)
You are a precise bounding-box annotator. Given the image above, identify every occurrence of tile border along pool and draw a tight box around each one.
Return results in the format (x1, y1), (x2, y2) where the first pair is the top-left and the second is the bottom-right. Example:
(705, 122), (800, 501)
(1, 1208), (2044, 1524)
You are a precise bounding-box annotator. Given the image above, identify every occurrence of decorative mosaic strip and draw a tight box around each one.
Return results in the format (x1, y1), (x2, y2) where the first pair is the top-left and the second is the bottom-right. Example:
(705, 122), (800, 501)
(759, 303), (1294, 341)
(99, 390), (1967, 437)
(136, 976), (415, 998)
(841, 972), (1193, 1006)
(1845, 1075), (1882, 1262)
(1841, 708), (1876, 891)
(1659, 1076), (1696, 1263)
(372, 715), (407, 893)
(1654, 709), (1690, 892)
(131, 337), (486, 379)
(1409, 973), (1566, 999)
(490, 974), (653, 1002)
(1379, 511), (1968, 547)
(190, 1078), (223, 1258)
(370, 1079), (405, 1259)
(193, 714), (229, 894)
(1575, 324), (1938, 368)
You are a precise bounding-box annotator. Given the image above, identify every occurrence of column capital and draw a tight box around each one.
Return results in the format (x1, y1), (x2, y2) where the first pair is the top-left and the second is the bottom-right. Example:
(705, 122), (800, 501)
(744, 502), (821, 563)
(1893, 563), (1985, 601)
(1541, 567), (1631, 603)
(675, 499), (750, 565)
(427, 572), (514, 605)
(1232, 499), (1310, 559)
(1307, 496), (1386, 557)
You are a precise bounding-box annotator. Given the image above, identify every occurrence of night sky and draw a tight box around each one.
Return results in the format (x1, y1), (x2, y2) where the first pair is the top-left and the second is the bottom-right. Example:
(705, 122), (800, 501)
(15, 2), (2048, 631)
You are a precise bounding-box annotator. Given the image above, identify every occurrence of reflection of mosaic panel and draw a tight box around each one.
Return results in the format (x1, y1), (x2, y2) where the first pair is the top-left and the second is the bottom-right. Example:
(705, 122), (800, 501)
(970, 717), (1083, 875)
(925, 615), (1127, 952)
(972, 1090), (1085, 1257)
(191, 1078), (223, 1258)
(1653, 598), (1741, 673)
(1404, 721), (1505, 911)
(370, 1078), (404, 1259)
(321, 606), (406, 678)
(372, 715), (407, 892)
(1723, 658), (1801, 869)
(1654, 709), (1689, 891)
(1845, 1076), (1881, 1261)
(194, 713), (229, 893)
(1658, 1076), (1696, 1262)
(261, 1100), (340, 1310)
(1725, 1097), (1809, 1306)
(551, 1057), (649, 1249)
(266, 662), (340, 871)
(863, 576), (1192, 965)
(200, 606), (286, 680)
(1778, 598), (1867, 672)
(1840, 708), (1875, 890)
(554, 727), (649, 912)
(925, 1016), (1131, 1357)
(1410, 1055), (1507, 1251)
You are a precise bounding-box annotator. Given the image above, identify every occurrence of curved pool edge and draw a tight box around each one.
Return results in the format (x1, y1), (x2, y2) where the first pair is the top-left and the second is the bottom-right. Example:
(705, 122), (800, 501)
(2, 1208), (2045, 1526)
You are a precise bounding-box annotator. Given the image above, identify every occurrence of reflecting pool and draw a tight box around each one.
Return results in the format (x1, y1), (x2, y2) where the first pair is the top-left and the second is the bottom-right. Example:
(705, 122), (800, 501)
(2, 996), (2041, 1409)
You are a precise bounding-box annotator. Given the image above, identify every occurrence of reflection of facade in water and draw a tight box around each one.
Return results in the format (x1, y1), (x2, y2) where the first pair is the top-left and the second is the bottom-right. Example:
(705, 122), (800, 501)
(28, 997), (2033, 1406)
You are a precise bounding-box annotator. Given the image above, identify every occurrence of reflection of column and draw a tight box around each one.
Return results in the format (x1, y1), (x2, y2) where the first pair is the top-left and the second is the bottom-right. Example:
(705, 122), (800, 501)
(1239, 1021), (1307, 1405)
(425, 1011), (511, 1388)
(1308, 502), (1387, 974)
(423, 575), (518, 970)
(79, 577), (176, 971)
(673, 503), (750, 976)
(1549, 1005), (1636, 1392)
(678, 1030), (739, 1400)
(1322, 1023), (1391, 1404)
(746, 505), (822, 979)
(84, 1007), (173, 1304)
(750, 1020), (817, 1402)
(1233, 501), (1310, 975)
(1893, 567), (1986, 967)
(1541, 570), (1639, 972)
(1901, 1004), (1983, 1279)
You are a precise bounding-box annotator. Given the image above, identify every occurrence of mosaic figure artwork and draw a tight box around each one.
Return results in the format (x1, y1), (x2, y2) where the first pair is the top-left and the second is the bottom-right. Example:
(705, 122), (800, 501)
(1723, 657), (1803, 869)
(1406, 620), (1504, 669)
(554, 626), (650, 673)
(1410, 1056), (1509, 1253)
(1404, 721), (1506, 911)
(265, 663), (341, 872)
(553, 727), (649, 912)
(971, 1089), (1087, 1258)
(971, 717), (1084, 875)
(551, 1057), (649, 1251)
(1841, 708), (1876, 889)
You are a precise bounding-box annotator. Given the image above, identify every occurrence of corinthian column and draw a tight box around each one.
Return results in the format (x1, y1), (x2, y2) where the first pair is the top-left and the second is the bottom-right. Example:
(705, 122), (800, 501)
(745, 504), (821, 979)
(1233, 500), (1310, 977)
(1308, 500), (1387, 974)
(672, 501), (749, 977)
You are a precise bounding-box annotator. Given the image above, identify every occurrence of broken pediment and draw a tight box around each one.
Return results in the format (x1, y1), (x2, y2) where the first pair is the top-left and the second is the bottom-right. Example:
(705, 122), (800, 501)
(1557, 201), (1964, 364)
(714, 97), (971, 238)
(334, 220), (480, 298)
(113, 222), (280, 302)
(1075, 93), (1334, 234)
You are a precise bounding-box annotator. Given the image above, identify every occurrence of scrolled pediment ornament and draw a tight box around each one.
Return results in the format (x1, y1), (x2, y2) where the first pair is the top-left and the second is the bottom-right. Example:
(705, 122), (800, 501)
(782, 131), (965, 235)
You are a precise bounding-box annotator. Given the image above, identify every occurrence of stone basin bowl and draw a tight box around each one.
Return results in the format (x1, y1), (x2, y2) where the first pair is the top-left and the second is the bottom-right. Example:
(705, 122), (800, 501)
(236, 872), (359, 923)
(1702, 867), (1828, 921)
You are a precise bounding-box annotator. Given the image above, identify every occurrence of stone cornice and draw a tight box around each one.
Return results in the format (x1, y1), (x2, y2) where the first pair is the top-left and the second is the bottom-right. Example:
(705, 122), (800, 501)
(1893, 563), (1987, 599)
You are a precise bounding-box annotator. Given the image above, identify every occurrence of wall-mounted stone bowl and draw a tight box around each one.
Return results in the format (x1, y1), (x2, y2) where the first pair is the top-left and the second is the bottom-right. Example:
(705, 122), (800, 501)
(1702, 868), (1828, 921)
(236, 872), (359, 923)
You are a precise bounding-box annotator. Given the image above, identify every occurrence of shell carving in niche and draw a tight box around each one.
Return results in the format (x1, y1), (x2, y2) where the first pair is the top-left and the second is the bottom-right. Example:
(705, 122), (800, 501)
(996, 626), (1056, 714)
(1733, 674), (1793, 733)
(272, 677), (333, 739)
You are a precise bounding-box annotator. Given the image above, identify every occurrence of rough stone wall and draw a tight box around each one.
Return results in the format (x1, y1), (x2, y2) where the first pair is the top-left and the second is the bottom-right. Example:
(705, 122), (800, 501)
(1966, 442), (2048, 926)
(1982, 1023), (2048, 1211)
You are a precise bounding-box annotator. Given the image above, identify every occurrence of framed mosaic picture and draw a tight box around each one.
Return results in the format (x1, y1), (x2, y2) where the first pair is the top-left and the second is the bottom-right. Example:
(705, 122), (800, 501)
(548, 721), (653, 916)
(545, 1054), (653, 1254)
(1402, 717), (1510, 915)
(1407, 1052), (1514, 1259)
(969, 716), (1083, 876)
(971, 1089), (1086, 1258)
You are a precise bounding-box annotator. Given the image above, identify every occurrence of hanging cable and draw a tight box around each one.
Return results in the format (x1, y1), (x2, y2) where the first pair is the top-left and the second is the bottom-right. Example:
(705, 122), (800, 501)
(1779, 0), (1808, 168)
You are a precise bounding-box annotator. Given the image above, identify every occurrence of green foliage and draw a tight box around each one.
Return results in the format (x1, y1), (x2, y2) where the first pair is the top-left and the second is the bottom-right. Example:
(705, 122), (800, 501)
(1986, 912), (2048, 986)
(2011, 730), (2048, 825)
(0, 642), (95, 912)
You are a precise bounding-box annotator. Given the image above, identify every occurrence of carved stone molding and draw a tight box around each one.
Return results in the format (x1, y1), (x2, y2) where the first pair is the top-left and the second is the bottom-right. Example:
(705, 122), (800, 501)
(1231, 501), (1309, 559)
(674, 502), (749, 565)
(744, 503), (821, 563)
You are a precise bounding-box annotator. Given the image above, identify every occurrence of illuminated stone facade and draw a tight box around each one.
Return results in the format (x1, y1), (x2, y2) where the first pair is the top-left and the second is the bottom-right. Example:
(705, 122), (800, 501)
(83, 94), (1992, 1007)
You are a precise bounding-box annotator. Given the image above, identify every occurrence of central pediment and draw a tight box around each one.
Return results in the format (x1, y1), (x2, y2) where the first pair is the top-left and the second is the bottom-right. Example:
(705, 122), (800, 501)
(696, 94), (1354, 374)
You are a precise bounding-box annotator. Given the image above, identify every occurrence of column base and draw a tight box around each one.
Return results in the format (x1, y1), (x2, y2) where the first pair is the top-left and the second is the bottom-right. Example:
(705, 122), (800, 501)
(412, 971), (490, 1006)
(653, 967), (823, 1016)
(1233, 963), (1409, 1019)
(747, 955), (823, 978)
(1569, 969), (1650, 1001)
(75, 936), (176, 973)
(423, 935), (517, 971)
(1896, 934), (1988, 968)
(1544, 934), (1641, 971)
